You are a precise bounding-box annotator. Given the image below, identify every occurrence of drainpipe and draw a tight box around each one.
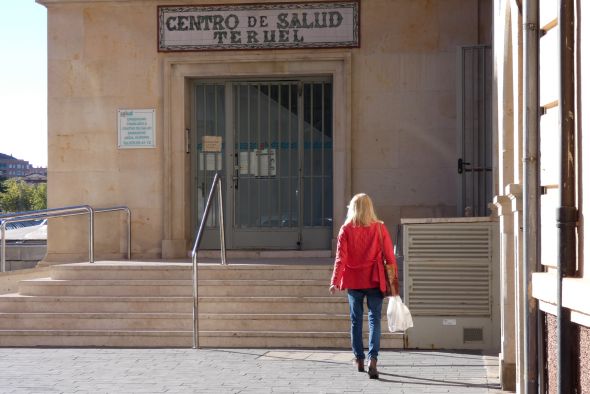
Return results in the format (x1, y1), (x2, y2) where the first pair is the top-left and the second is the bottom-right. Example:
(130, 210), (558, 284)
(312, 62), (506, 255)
(556, 0), (577, 393)
(522, 0), (539, 392)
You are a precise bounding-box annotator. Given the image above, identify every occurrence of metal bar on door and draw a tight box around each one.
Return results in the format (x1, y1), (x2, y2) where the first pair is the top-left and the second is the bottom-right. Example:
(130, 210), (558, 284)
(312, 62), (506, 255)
(264, 83), (273, 226)
(257, 84), (261, 227)
(235, 84), (240, 228)
(247, 85), (252, 228)
(288, 84), (293, 227)
(278, 84), (282, 227)
(214, 85), (219, 227)
(470, 48), (477, 215)
(321, 83), (325, 226)
(461, 48), (467, 214)
(482, 47), (488, 215)
(298, 82), (304, 246)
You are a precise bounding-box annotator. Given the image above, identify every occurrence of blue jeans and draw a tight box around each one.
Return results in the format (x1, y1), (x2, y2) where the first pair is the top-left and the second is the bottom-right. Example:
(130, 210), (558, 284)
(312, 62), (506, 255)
(347, 288), (384, 361)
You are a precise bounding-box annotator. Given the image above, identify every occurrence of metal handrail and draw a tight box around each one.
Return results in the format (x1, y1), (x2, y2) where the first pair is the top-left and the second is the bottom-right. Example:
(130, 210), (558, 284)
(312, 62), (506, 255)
(0, 205), (132, 272)
(1, 205), (94, 272)
(192, 173), (226, 349)
(94, 206), (131, 260)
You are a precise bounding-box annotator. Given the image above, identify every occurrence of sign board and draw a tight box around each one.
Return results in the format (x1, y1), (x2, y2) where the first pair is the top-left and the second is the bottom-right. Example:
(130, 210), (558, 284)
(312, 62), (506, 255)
(158, 1), (359, 52)
(202, 136), (223, 152)
(118, 109), (156, 149)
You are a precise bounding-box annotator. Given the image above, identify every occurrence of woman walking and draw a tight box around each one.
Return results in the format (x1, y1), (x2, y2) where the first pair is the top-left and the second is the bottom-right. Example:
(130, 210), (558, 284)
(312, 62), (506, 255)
(329, 193), (398, 379)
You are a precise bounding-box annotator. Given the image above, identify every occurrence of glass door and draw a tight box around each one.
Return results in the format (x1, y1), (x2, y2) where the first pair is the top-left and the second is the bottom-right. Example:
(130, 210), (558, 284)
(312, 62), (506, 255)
(192, 79), (332, 250)
(230, 82), (300, 248)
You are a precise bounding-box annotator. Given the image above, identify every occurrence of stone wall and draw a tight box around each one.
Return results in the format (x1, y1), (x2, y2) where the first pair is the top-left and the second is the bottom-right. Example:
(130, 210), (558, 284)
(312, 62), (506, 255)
(41, 0), (488, 260)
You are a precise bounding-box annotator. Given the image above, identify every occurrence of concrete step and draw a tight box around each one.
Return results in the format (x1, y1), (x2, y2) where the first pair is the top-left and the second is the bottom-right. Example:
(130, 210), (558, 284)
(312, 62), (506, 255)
(0, 294), (192, 313)
(17, 279), (337, 297)
(194, 331), (404, 349)
(0, 312), (392, 332)
(0, 330), (403, 349)
(0, 261), (407, 348)
(50, 262), (333, 281)
(0, 330), (191, 347)
(49, 262), (191, 281)
(199, 313), (390, 332)
(197, 296), (349, 314)
(0, 312), (192, 331)
(18, 278), (192, 297)
(0, 295), (347, 314)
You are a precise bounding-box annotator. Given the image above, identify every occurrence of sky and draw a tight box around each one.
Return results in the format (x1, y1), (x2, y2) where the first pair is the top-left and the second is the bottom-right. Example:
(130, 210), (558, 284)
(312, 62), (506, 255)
(0, 1), (47, 167)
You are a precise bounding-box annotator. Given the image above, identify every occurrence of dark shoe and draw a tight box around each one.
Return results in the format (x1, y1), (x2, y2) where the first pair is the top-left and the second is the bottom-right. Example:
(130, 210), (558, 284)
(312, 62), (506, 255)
(354, 358), (365, 372)
(367, 358), (379, 379)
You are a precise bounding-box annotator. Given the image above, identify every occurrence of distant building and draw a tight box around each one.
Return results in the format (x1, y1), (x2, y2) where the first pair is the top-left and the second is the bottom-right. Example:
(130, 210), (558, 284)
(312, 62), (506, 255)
(0, 153), (47, 180)
(0, 153), (31, 178)
(26, 167), (48, 177)
(19, 173), (47, 185)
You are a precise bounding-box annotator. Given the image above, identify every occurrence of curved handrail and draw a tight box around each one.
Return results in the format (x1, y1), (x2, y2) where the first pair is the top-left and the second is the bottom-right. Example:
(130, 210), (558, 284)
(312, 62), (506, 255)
(94, 206), (131, 260)
(192, 173), (226, 349)
(0, 205), (132, 272)
(1, 205), (94, 272)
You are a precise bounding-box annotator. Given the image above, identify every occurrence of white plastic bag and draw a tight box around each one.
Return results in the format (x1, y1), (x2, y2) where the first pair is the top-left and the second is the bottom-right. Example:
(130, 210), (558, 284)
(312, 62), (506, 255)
(387, 295), (414, 332)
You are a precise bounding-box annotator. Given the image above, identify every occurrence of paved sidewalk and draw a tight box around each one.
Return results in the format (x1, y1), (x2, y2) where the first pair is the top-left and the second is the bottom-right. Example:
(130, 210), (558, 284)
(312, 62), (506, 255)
(0, 348), (502, 393)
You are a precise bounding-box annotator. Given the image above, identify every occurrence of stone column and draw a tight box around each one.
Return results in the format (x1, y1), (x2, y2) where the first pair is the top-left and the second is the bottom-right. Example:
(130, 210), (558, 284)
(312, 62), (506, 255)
(493, 195), (516, 390)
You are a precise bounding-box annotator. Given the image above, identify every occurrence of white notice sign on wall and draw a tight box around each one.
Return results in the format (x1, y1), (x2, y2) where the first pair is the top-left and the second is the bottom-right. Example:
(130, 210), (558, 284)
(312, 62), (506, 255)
(118, 109), (156, 149)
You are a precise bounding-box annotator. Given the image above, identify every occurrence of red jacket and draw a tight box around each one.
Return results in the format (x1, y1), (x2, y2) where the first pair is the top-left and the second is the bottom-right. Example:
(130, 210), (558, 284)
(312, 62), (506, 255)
(330, 221), (397, 292)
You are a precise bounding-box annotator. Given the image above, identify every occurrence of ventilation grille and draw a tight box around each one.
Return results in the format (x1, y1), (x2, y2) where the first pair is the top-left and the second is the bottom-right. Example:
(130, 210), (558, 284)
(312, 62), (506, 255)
(463, 327), (484, 343)
(405, 223), (492, 316)
(406, 225), (491, 260)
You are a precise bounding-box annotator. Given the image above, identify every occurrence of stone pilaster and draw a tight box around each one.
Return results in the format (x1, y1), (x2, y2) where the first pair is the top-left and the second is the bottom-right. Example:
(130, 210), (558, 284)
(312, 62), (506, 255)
(507, 183), (523, 393)
(493, 194), (516, 391)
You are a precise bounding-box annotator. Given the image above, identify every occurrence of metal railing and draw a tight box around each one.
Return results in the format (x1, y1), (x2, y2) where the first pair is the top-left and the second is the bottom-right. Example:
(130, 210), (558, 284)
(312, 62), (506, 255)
(94, 206), (131, 261)
(192, 173), (226, 349)
(0, 205), (131, 272)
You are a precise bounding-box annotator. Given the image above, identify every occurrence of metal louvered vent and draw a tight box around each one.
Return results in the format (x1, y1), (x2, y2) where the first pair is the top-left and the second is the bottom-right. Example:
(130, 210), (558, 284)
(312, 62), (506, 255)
(405, 223), (492, 316)
(463, 327), (484, 343)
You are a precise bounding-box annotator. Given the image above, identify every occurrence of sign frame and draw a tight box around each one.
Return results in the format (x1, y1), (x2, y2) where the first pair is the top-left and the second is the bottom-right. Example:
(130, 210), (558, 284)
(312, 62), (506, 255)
(117, 109), (157, 149)
(158, 1), (360, 52)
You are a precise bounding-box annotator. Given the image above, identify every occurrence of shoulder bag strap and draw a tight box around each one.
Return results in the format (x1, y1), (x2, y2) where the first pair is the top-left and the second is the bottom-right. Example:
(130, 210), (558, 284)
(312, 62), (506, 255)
(377, 222), (385, 265)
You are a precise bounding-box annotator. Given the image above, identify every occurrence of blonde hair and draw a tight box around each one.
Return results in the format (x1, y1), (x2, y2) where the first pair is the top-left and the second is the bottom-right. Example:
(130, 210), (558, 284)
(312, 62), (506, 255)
(344, 193), (381, 226)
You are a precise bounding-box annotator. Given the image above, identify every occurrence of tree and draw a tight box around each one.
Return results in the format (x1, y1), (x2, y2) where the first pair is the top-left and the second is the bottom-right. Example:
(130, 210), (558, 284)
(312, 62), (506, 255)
(30, 182), (47, 211)
(0, 179), (47, 213)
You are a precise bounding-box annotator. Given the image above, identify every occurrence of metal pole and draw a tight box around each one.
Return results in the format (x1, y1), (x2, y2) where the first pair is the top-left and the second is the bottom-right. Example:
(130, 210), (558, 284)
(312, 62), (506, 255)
(218, 179), (227, 265)
(520, 0), (540, 393)
(556, 0), (577, 392)
(127, 208), (131, 260)
(1, 225), (5, 273)
(192, 252), (199, 349)
(0, 207), (92, 272)
(191, 173), (221, 349)
(88, 207), (95, 263)
(522, 1), (540, 392)
(93, 207), (132, 260)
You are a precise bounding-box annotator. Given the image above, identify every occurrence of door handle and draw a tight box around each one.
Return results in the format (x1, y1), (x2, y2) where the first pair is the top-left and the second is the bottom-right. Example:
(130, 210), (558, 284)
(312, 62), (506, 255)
(458, 158), (471, 174)
(233, 154), (239, 189)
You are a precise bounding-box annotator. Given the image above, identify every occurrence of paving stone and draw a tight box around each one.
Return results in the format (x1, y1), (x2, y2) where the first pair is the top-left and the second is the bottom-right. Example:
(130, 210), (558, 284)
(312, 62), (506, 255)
(0, 348), (502, 393)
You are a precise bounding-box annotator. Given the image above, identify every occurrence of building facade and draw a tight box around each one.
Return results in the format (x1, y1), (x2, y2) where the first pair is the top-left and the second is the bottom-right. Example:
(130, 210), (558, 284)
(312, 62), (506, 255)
(0, 153), (33, 179)
(38, 0), (491, 262)
(493, 0), (590, 392)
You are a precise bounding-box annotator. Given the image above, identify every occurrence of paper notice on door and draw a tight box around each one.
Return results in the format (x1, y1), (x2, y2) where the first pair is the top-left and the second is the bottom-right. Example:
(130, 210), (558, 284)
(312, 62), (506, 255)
(256, 148), (276, 177)
(199, 153), (222, 170)
(202, 136), (222, 152)
(239, 152), (250, 175)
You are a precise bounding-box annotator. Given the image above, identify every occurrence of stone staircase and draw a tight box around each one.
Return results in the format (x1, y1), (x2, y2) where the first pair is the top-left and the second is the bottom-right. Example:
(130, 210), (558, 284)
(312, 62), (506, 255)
(0, 261), (404, 348)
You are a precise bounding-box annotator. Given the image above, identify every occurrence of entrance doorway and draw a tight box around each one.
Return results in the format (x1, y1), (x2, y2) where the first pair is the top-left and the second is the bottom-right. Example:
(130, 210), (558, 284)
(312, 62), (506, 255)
(192, 79), (333, 250)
